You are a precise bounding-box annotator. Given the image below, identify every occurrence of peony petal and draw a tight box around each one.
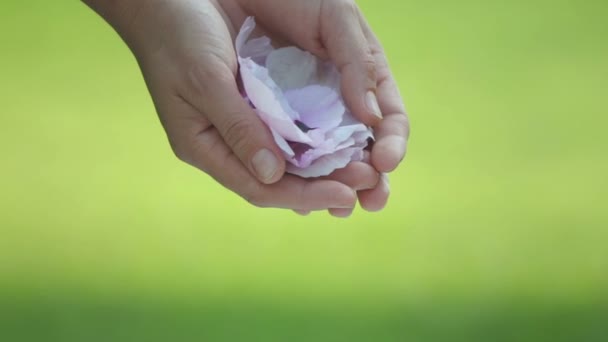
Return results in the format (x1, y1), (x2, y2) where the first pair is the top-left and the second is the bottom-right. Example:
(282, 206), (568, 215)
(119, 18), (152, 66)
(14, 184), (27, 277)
(295, 140), (338, 168)
(271, 128), (295, 158)
(236, 17), (375, 178)
(287, 147), (361, 178)
(236, 17), (256, 54)
(241, 37), (274, 65)
(293, 124), (370, 168)
(284, 85), (345, 133)
(326, 124), (369, 146)
(267, 47), (318, 90)
(239, 60), (312, 144)
(352, 128), (374, 145)
(316, 61), (342, 90)
(349, 149), (365, 163)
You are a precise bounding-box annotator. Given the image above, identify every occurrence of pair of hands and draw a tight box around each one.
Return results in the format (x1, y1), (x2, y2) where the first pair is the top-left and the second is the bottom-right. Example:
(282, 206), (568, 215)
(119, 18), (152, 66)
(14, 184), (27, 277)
(85, 0), (409, 217)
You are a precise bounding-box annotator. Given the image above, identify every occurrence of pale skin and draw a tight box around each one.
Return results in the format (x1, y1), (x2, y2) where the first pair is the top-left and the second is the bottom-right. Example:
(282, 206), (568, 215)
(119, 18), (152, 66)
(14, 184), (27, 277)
(83, 0), (409, 217)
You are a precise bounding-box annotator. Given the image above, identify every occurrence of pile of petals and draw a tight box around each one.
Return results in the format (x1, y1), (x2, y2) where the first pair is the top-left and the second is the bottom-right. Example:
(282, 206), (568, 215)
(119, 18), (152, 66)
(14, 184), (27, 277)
(236, 17), (374, 178)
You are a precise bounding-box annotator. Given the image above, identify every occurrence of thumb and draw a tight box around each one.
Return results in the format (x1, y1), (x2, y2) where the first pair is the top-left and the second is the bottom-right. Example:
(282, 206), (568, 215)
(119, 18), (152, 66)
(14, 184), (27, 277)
(321, 1), (381, 126)
(185, 62), (286, 184)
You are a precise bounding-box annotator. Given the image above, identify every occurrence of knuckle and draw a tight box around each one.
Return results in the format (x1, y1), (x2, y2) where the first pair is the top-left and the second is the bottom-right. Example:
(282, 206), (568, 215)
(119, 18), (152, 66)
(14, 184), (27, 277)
(183, 59), (233, 102)
(168, 134), (214, 172)
(241, 183), (268, 208)
(360, 57), (377, 82)
(341, 54), (376, 85)
(169, 139), (190, 163)
(222, 117), (255, 152)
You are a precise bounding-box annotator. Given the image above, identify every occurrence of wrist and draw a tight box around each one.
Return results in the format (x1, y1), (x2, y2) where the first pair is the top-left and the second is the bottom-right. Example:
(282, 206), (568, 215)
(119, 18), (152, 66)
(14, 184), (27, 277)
(82, 0), (149, 50)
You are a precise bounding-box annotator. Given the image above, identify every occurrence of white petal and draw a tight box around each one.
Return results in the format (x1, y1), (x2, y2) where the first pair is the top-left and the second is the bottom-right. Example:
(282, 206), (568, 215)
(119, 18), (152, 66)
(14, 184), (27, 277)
(326, 124), (368, 146)
(236, 17), (256, 54)
(271, 129), (295, 157)
(287, 148), (360, 178)
(285, 85), (345, 133)
(239, 58), (312, 144)
(267, 47), (318, 90)
(241, 37), (274, 64)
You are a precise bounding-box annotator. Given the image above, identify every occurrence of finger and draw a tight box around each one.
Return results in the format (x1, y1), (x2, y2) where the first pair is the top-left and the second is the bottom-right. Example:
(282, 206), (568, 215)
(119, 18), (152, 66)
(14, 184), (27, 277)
(323, 161), (380, 191)
(329, 208), (354, 218)
(183, 60), (285, 184)
(370, 57), (409, 172)
(181, 121), (356, 210)
(372, 111), (409, 173)
(294, 210), (311, 216)
(199, 134), (357, 211)
(261, 174), (357, 210)
(358, 173), (390, 212)
(321, 0), (381, 126)
(358, 17), (410, 173)
(198, 131), (357, 211)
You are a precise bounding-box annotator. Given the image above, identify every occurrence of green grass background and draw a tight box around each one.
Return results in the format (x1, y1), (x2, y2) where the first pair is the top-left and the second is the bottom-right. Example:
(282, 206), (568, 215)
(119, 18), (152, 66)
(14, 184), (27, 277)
(1, 0), (607, 341)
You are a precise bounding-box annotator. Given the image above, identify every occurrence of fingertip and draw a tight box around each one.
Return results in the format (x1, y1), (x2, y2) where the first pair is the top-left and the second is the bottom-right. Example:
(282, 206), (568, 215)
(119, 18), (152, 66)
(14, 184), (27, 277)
(359, 173), (390, 212)
(290, 178), (358, 211)
(325, 161), (380, 191)
(371, 136), (407, 173)
(329, 208), (354, 218)
(294, 210), (311, 216)
(331, 183), (358, 209)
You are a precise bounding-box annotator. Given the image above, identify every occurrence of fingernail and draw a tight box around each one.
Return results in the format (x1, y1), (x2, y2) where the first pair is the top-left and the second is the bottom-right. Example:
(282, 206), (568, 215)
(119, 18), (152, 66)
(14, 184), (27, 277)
(252, 148), (280, 183)
(366, 91), (382, 119)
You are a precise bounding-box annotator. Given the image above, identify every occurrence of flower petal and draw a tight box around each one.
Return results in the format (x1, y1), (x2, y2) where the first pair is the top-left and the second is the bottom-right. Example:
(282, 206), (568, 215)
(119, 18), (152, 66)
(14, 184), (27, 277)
(267, 47), (318, 90)
(285, 85), (345, 133)
(291, 124), (371, 168)
(236, 17), (256, 55)
(236, 17), (375, 178)
(326, 124), (369, 146)
(271, 128), (295, 158)
(239, 60), (312, 144)
(241, 37), (274, 65)
(287, 147), (362, 178)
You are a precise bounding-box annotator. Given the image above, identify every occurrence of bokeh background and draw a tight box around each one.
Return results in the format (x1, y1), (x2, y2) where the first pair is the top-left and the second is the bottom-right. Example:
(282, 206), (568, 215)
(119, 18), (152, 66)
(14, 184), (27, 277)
(1, 0), (607, 341)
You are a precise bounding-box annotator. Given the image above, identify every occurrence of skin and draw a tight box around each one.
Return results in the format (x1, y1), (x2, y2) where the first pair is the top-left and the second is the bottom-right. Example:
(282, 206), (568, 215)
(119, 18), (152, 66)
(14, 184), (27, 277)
(83, 0), (409, 216)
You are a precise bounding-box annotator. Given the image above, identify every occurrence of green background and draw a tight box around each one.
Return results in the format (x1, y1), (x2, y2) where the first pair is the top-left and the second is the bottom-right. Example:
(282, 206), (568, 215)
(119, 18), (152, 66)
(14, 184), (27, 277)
(1, 0), (607, 340)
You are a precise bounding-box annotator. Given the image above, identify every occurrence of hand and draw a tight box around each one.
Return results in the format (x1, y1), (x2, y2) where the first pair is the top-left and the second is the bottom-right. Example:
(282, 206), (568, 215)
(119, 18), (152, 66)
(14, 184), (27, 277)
(232, 0), (410, 174)
(83, 0), (405, 215)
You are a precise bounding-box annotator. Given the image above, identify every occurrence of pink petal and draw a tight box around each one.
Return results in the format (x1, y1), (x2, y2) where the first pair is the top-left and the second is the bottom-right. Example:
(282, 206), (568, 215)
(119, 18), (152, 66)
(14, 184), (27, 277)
(235, 17), (256, 55)
(235, 17), (375, 178)
(266, 47), (318, 90)
(239, 61), (312, 144)
(287, 147), (361, 178)
(284, 85), (345, 133)
(317, 60), (342, 90)
(326, 124), (369, 147)
(271, 129), (295, 158)
(241, 37), (274, 65)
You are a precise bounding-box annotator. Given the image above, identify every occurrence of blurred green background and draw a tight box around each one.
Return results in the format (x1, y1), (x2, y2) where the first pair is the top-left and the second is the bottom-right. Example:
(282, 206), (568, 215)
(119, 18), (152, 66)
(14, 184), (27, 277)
(1, 0), (607, 341)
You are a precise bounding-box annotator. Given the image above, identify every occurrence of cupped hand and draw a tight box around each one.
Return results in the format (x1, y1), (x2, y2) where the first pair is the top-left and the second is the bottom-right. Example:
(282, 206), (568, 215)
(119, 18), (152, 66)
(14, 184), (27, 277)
(230, 0), (410, 173)
(84, 0), (405, 215)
